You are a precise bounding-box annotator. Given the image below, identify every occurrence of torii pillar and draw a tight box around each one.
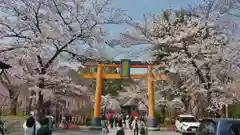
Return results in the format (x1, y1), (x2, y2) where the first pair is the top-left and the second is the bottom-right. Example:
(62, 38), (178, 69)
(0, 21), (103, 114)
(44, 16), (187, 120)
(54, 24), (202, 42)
(92, 64), (103, 126)
(147, 66), (158, 130)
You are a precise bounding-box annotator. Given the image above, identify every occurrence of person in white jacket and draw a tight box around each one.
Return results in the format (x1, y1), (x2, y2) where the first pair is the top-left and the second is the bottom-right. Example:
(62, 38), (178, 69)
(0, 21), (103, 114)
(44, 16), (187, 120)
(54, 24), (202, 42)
(23, 116), (41, 135)
(132, 117), (139, 135)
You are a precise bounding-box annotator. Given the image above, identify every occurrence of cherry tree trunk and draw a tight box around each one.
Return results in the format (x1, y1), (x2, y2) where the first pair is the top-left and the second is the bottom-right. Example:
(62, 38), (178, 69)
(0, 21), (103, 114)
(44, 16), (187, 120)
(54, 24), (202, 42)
(10, 98), (17, 115)
(37, 92), (44, 119)
(9, 89), (18, 115)
(37, 81), (45, 119)
(27, 98), (32, 114)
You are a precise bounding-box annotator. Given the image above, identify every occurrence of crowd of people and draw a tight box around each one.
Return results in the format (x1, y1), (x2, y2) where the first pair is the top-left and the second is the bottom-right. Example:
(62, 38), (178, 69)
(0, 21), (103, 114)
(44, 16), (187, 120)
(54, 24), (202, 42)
(0, 110), (149, 135)
(101, 113), (148, 135)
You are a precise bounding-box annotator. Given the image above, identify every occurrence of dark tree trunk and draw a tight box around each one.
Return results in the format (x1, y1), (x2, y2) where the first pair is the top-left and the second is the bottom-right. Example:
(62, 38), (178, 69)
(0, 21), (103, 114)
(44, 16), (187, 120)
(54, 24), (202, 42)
(10, 98), (17, 115)
(9, 89), (18, 115)
(37, 81), (45, 119)
(27, 91), (35, 114)
(55, 103), (60, 124)
(27, 98), (32, 114)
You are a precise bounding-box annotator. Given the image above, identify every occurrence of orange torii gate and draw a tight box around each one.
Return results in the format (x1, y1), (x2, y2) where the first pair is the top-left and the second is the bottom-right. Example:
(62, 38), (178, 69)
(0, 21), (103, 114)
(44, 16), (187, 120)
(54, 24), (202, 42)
(80, 60), (167, 129)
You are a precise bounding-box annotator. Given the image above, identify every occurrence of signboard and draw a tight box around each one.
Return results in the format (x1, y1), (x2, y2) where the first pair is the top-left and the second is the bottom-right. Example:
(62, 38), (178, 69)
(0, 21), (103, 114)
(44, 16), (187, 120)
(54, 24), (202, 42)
(120, 59), (131, 78)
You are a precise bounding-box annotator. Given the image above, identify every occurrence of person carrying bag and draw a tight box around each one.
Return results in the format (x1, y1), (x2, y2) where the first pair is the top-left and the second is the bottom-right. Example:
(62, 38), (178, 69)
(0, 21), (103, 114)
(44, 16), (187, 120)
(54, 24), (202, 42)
(37, 117), (52, 135)
(23, 116), (41, 135)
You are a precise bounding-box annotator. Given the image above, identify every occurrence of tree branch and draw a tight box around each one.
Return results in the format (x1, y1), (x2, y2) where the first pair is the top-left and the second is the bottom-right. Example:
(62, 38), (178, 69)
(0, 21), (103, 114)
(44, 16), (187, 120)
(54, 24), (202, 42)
(0, 22), (31, 40)
(0, 47), (23, 53)
(34, 1), (42, 33)
(37, 55), (44, 68)
(52, 0), (73, 32)
(44, 33), (84, 69)
(182, 42), (206, 84)
(20, 0), (42, 33)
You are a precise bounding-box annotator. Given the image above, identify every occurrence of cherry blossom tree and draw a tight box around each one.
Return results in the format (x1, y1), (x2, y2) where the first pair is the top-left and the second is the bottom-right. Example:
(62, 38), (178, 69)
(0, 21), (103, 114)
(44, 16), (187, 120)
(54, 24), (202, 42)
(0, 50), (89, 114)
(117, 10), (235, 117)
(0, 45), (26, 114)
(16, 57), (89, 113)
(187, 0), (235, 18)
(185, 0), (240, 40)
(0, 0), (124, 116)
(101, 94), (121, 113)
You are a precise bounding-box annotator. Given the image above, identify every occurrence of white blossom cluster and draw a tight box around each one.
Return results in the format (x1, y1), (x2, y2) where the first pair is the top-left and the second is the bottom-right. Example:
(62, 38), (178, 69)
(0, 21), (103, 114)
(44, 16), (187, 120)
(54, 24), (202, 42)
(101, 94), (121, 112)
(120, 11), (235, 111)
(0, 51), (88, 101)
(0, 0), (125, 106)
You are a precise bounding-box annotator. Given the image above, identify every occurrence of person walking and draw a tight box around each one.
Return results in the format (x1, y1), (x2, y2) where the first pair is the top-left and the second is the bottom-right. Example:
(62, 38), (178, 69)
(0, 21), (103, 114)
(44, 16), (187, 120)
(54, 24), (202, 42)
(37, 117), (52, 135)
(101, 116), (109, 135)
(110, 115), (114, 128)
(129, 116), (133, 130)
(114, 115), (118, 128)
(126, 114), (129, 129)
(139, 120), (147, 135)
(132, 117), (139, 135)
(122, 115), (126, 129)
(23, 116), (41, 135)
(118, 116), (123, 128)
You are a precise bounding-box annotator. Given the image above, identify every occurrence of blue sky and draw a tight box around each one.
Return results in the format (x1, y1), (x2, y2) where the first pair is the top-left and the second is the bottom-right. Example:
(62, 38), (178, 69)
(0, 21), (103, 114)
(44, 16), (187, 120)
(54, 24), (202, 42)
(107, 0), (203, 74)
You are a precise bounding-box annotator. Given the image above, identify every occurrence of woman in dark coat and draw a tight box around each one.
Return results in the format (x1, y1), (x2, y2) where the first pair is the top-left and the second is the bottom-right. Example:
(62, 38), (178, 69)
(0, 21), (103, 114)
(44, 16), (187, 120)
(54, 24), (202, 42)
(118, 117), (123, 128)
(114, 116), (118, 127)
(37, 118), (52, 135)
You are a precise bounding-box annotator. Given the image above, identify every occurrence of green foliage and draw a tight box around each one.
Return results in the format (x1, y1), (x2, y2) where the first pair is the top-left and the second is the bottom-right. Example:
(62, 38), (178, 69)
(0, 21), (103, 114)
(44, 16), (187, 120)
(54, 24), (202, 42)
(155, 109), (161, 124)
(0, 115), (28, 118)
(175, 10), (185, 23)
(103, 68), (132, 97)
(159, 119), (175, 127)
(154, 50), (169, 63)
(85, 117), (92, 126)
(162, 10), (170, 21)
(228, 103), (240, 118)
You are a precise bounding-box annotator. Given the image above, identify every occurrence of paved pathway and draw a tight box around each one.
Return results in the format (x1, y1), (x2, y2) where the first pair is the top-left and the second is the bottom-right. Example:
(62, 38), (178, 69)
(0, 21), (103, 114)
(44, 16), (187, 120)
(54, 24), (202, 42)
(9, 127), (181, 135)
(53, 128), (180, 135)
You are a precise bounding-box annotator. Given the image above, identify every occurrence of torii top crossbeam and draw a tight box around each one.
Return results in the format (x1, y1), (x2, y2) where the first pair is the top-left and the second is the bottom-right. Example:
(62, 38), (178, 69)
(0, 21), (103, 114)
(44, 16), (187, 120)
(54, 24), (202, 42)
(82, 60), (166, 68)
(81, 60), (167, 80)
